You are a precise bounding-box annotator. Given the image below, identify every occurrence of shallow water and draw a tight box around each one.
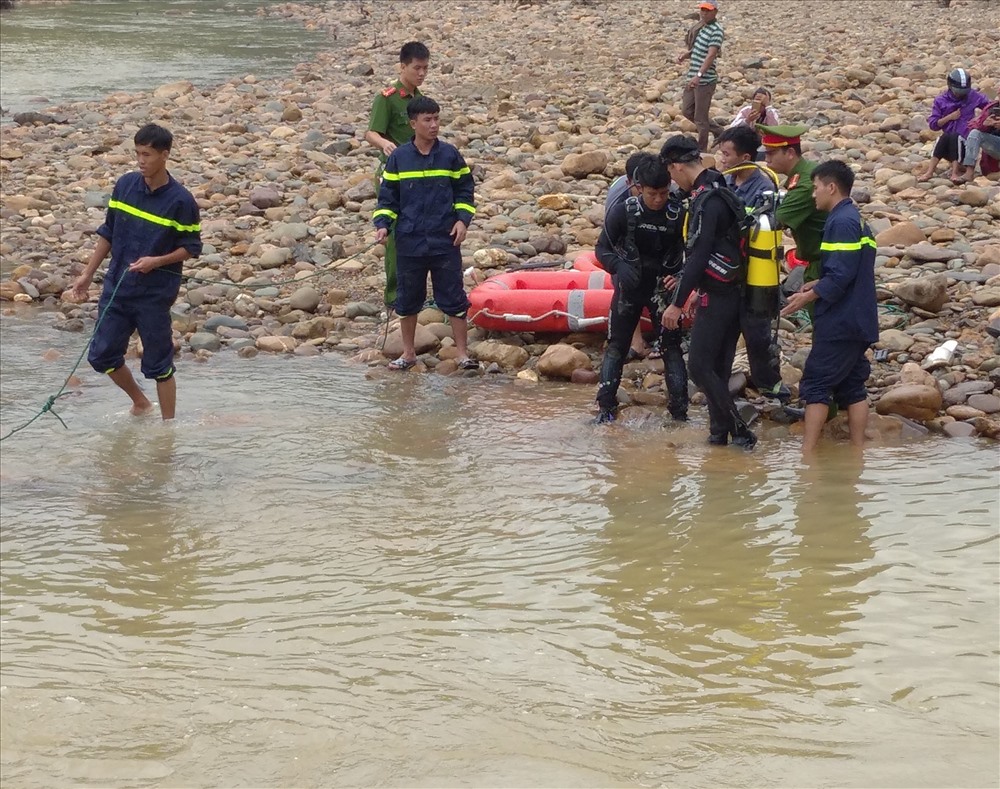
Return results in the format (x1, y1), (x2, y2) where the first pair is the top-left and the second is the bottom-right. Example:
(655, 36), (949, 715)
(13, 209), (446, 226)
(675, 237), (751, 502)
(1, 312), (998, 787)
(0, 0), (331, 117)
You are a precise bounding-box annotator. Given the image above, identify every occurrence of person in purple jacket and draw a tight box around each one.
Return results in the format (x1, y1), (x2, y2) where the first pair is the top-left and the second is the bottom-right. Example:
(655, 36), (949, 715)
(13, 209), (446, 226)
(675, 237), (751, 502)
(918, 68), (991, 183)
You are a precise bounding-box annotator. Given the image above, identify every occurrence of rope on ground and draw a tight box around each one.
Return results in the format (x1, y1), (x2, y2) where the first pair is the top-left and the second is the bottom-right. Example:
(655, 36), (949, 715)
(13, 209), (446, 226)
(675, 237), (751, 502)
(0, 243), (378, 443)
(1, 268), (129, 443)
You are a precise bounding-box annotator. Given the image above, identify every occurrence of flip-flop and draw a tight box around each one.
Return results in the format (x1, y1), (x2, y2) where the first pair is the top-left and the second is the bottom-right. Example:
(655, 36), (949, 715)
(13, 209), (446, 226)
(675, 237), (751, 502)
(458, 357), (480, 370)
(388, 357), (416, 371)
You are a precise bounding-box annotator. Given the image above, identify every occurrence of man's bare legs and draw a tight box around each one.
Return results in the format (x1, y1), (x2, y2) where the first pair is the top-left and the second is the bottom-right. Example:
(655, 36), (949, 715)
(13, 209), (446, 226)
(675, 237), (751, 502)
(157, 377), (176, 421)
(108, 366), (154, 416)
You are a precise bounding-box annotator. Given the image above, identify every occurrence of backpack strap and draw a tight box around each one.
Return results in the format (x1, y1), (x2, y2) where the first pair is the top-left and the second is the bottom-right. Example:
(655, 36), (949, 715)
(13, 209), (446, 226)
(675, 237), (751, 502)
(623, 195), (641, 258)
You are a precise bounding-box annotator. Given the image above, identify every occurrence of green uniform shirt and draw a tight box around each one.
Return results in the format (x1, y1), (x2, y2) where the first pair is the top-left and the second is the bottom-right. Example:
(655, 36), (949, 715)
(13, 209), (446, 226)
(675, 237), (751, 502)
(367, 80), (421, 164)
(775, 157), (828, 282)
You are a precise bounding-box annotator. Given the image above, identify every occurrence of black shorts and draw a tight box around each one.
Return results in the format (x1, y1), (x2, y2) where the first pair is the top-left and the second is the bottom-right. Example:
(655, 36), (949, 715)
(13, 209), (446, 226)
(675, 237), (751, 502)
(395, 248), (470, 317)
(800, 339), (870, 407)
(932, 132), (966, 162)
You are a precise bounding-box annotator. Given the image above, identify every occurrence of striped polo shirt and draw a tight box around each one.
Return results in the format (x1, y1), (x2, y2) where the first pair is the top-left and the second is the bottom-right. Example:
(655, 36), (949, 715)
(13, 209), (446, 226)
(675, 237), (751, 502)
(687, 21), (724, 85)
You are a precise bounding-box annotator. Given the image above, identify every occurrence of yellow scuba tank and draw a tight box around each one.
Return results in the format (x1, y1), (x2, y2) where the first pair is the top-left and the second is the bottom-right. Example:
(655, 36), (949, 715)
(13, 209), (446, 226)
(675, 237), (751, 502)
(746, 212), (782, 318)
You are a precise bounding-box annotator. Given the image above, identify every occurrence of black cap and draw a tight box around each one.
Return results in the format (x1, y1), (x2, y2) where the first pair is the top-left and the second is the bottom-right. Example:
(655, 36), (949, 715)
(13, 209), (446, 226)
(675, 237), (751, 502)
(660, 135), (702, 164)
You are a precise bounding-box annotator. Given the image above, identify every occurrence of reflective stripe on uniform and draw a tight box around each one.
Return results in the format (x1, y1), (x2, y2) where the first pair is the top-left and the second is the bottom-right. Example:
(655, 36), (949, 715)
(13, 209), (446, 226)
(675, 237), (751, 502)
(108, 199), (200, 232)
(373, 208), (398, 220)
(820, 238), (876, 252)
(381, 167), (471, 182)
(453, 202), (476, 214)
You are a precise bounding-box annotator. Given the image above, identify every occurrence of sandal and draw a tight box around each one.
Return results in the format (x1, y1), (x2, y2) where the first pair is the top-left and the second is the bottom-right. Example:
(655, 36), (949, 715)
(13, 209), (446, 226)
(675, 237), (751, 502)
(625, 348), (645, 362)
(458, 357), (480, 370)
(388, 357), (416, 371)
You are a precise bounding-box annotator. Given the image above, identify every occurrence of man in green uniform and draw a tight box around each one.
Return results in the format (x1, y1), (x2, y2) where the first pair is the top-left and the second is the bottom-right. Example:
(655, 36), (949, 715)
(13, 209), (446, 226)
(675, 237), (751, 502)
(365, 41), (430, 307)
(758, 123), (828, 284)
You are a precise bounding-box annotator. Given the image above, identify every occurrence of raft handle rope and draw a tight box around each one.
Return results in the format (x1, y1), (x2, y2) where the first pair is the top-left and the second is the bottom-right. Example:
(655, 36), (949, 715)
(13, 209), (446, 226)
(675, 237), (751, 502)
(0, 242), (378, 443)
(467, 307), (607, 330)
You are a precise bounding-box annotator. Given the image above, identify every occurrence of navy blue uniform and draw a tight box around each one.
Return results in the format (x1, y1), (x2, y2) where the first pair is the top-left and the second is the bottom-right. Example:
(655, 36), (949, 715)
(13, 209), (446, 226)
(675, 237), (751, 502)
(373, 139), (475, 316)
(800, 197), (878, 407)
(595, 196), (686, 417)
(88, 172), (201, 380)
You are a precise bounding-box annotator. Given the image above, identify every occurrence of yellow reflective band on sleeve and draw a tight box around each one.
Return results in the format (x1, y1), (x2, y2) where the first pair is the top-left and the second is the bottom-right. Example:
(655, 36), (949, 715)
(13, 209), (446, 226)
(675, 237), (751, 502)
(373, 208), (398, 220)
(381, 171), (401, 181)
(108, 199), (200, 233)
(391, 168), (471, 180)
(453, 203), (476, 214)
(820, 237), (877, 252)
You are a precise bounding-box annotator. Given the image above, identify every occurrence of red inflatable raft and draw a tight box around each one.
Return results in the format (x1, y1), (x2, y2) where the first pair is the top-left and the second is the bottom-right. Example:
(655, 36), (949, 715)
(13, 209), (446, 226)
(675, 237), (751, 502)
(468, 252), (652, 334)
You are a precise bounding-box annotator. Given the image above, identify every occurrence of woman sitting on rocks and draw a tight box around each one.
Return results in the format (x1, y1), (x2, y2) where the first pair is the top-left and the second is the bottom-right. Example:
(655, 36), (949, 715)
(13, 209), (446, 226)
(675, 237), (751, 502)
(918, 68), (991, 184)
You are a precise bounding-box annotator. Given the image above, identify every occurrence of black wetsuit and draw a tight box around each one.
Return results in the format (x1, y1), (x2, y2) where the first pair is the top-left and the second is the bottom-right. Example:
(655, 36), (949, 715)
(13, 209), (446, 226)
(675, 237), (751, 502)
(671, 170), (754, 443)
(595, 196), (687, 417)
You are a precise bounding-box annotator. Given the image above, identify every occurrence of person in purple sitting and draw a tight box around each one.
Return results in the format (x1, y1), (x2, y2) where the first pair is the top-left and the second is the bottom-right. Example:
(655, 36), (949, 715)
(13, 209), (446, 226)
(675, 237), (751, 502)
(918, 68), (991, 183)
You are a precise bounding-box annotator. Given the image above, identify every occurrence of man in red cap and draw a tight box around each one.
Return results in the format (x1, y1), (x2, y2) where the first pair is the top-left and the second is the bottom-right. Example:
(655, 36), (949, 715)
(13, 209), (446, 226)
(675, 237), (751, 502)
(676, 0), (725, 151)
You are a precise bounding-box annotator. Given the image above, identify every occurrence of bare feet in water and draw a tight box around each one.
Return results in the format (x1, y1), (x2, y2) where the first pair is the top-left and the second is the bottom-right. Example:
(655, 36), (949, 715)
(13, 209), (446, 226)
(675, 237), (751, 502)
(130, 398), (154, 416)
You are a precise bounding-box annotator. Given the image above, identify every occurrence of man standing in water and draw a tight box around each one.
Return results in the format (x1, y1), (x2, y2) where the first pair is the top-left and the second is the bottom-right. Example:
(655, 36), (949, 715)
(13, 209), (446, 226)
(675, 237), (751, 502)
(782, 160), (877, 455)
(68, 123), (201, 421)
(373, 97), (478, 372)
(660, 135), (757, 449)
(365, 41), (430, 308)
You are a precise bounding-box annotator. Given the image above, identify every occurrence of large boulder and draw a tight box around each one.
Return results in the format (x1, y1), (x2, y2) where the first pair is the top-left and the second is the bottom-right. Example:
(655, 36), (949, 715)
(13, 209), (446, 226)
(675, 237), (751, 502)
(875, 221), (925, 247)
(877, 329), (914, 352)
(893, 274), (948, 312)
(904, 242), (958, 263)
(536, 344), (593, 380)
(470, 340), (529, 369)
(876, 384), (943, 421)
(288, 287), (321, 312)
(381, 324), (439, 359)
(560, 151), (609, 178)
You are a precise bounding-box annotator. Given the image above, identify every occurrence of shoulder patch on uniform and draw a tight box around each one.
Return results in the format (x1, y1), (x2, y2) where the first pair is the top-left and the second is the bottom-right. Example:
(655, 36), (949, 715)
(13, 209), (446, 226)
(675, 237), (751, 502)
(787, 174), (800, 189)
(381, 87), (396, 97)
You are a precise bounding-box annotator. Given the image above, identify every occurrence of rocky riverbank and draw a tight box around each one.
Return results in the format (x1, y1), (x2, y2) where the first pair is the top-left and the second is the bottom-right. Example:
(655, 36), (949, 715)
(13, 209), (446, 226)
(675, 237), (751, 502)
(2, 0), (999, 439)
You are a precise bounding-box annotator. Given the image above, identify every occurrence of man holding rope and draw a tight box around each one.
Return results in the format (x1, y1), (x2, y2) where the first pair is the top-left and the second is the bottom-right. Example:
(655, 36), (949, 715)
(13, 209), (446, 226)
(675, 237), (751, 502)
(67, 123), (201, 420)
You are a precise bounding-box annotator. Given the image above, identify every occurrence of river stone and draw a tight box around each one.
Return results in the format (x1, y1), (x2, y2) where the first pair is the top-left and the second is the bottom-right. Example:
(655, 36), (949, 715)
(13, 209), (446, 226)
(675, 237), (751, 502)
(536, 343), (592, 379)
(250, 186), (281, 209)
(256, 335), (298, 353)
(381, 323), (440, 358)
(967, 393), (1000, 413)
(972, 286), (1000, 307)
(958, 188), (989, 208)
(571, 368), (600, 385)
(203, 315), (248, 332)
(0, 280), (25, 300)
(894, 274), (948, 312)
(943, 421), (978, 438)
(877, 329), (914, 351)
(258, 247), (291, 269)
(905, 242), (958, 264)
(345, 180), (377, 201)
(887, 174), (917, 193)
(875, 384), (942, 421)
(561, 151), (609, 178)
(471, 340), (530, 369)
(288, 287), (321, 312)
(189, 332), (222, 352)
(946, 404), (986, 420)
(537, 194), (573, 211)
(942, 380), (993, 405)
(900, 362), (937, 387)
(345, 301), (381, 319)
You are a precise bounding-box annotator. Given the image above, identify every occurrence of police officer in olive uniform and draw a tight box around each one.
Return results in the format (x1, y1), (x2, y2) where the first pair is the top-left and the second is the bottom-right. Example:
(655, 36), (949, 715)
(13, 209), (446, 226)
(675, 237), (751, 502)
(758, 124), (828, 286)
(365, 41), (429, 307)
